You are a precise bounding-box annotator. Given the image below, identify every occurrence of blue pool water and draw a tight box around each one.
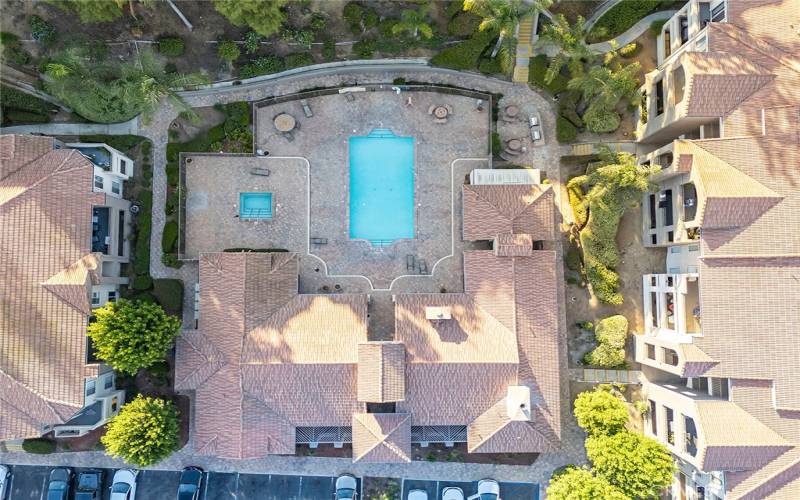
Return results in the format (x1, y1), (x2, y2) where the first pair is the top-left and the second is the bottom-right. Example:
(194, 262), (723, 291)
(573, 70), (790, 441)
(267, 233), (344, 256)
(240, 192), (273, 219)
(349, 129), (414, 245)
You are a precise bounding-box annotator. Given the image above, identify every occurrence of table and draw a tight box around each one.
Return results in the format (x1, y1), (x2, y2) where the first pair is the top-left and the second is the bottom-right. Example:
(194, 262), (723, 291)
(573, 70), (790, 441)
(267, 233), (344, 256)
(505, 105), (519, 117)
(433, 106), (449, 119)
(274, 113), (296, 132)
(507, 138), (522, 151)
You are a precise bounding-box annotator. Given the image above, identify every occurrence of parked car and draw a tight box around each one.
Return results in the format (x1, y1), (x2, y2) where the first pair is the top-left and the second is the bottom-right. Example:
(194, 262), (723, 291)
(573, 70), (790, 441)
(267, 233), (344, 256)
(0, 465), (10, 500)
(177, 466), (204, 500)
(75, 469), (104, 500)
(110, 469), (138, 500)
(442, 486), (464, 500)
(409, 489), (428, 500)
(334, 474), (358, 499)
(477, 479), (501, 500)
(46, 468), (73, 500)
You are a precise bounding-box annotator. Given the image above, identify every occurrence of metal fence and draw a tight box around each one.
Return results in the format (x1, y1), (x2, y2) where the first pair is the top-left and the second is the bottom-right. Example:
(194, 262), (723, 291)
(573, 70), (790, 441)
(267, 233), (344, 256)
(295, 426), (352, 444)
(411, 425), (468, 443)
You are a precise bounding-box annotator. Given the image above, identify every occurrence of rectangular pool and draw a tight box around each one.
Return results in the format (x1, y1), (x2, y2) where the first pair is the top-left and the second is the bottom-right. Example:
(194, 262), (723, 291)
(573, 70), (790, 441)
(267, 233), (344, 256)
(349, 129), (414, 245)
(240, 192), (273, 219)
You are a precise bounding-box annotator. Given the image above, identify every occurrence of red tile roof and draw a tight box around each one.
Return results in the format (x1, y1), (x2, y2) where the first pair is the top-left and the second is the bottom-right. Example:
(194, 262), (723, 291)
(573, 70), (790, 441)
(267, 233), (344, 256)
(357, 342), (406, 403)
(352, 413), (412, 463)
(462, 184), (555, 241)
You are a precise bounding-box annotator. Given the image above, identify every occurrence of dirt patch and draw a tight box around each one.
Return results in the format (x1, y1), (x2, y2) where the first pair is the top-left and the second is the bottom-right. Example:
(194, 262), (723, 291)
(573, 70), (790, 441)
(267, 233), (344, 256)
(411, 442), (538, 465)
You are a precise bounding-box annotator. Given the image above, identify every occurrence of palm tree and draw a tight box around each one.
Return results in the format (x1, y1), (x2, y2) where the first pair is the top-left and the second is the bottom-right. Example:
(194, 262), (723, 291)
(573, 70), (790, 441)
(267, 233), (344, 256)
(464, 0), (552, 58)
(567, 61), (642, 111)
(392, 9), (434, 39)
(536, 14), (595, 83)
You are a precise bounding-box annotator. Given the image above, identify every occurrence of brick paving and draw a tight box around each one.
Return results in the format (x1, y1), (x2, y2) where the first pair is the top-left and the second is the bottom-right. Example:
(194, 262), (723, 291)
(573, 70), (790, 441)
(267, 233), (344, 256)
(0, 66), (585, 484)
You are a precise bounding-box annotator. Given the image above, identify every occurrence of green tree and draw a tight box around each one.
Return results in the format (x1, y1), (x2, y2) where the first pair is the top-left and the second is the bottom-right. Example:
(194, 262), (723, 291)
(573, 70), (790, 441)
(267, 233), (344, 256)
(546, 467), (627, 500)
(587, 432), (676, 499)
(464, 0), (551, 58)
(213, 0), (288, 37)
(536, 14), (595, 82)
(101, 396), (180, 466)
(574, 387), (629, 436)
(44, 47), (206, 123)
(87, 299), (181, 374)
(217, 40), (241, 64)
(567, 61), (642, 129)
(584, 315), (628, 367)
(392, 9), (434, 39)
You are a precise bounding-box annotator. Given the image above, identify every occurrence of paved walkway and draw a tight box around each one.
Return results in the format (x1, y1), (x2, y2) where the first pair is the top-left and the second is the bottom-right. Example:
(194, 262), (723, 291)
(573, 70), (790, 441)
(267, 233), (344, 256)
(0, 118), (140, 136)
(584, 0), (623, 30)
(588, 10), (678, 53)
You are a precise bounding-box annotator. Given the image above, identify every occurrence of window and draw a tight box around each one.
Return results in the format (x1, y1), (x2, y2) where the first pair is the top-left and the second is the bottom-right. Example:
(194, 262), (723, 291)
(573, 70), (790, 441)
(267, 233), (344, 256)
(647, 343), (656, 360)
(664, 348), (679, 366)
(673, 66), (686, 103)
(711, 378), (729, 399)
(91, 291), (100, 306)
(679, 16), (689, 44)
(665, 406), (675, 445)
(654, 79), (665, 115)
(649, 400), (658, 435)
(94, 175), (104, 189)
(107, 291), (117, 303)
(85, 379), (96, 397)
(119, 158), (128, 175)
(711, 1), (725, 22)
(104, 375), (114, 389)
(111, 180), (121, 195)
(664, 30), (671, 58)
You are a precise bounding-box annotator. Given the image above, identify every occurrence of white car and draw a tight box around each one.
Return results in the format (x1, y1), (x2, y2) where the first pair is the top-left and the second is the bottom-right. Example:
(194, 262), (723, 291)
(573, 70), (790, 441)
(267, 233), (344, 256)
(442, 486), (464, 500)
(0, 465), (9, 500)
(110, 469), (138, 500)
(408, 489), (428, 500)
(476, 479), (500, 500)
(334, 474), (358, 499)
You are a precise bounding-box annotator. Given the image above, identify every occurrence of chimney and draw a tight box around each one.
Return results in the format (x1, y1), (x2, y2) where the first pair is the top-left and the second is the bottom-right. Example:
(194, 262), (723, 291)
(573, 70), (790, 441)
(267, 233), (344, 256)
(506, 386), (531, 421)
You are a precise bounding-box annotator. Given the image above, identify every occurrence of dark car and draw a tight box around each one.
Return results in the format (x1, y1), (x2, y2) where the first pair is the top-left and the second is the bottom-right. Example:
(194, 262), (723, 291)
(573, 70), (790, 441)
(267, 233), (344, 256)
(46, 468), (72, 500)
(177, 467), (203, 500)
(75, 469), (104, 500)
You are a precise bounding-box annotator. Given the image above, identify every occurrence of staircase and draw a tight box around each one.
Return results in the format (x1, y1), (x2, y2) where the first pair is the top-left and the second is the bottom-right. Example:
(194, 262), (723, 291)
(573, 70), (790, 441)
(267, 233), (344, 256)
(512, 16), (535, 83)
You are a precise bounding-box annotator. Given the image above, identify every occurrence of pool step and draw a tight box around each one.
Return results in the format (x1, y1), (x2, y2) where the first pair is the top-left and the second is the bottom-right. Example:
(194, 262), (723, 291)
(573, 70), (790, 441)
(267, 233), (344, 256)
(367, 128), (396, 138)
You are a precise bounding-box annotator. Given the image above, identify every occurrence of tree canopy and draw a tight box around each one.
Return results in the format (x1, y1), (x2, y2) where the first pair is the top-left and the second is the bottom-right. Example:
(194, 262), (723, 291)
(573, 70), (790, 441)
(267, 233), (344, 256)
(213, 0), (288, 37)
(574, 387), (630, 436)
(567, 61), (641, 133)
(393, 9), (434, 39)
(101, 396), (180, 466)
(537, 14), (595, 82)
(464, 0), (551, 59)
(587, 432), (676, 499)
(546, 467), (627, 500)
(87, 299), (181, 374)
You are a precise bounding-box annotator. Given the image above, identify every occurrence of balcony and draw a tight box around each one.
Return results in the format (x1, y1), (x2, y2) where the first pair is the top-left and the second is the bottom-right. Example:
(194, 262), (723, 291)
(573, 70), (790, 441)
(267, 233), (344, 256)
(643, 273), (701, 337)
(92, 207), (110, 255)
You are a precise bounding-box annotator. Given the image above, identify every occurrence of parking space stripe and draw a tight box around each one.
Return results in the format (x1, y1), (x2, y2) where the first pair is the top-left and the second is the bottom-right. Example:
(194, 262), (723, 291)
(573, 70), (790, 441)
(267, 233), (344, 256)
(202, 471), (209, 500)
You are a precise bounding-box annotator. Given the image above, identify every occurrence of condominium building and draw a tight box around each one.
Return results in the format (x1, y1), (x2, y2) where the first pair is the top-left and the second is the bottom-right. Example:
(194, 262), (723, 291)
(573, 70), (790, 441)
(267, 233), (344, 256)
(633, 1), (800, 498)
(0, 134), (133, 441)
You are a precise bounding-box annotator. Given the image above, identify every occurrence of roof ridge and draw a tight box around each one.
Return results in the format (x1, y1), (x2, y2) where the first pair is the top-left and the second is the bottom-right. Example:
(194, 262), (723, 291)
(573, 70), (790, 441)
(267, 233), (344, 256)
(0, 149), (80, 207)
(355, 413), (410, 461)
(713, 23), (800, 74)
(0, 368), (74, 429)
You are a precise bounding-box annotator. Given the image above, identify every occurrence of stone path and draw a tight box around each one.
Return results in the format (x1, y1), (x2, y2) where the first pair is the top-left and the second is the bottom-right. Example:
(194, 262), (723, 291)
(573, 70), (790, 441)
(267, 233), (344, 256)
(588, 10), (678, 53)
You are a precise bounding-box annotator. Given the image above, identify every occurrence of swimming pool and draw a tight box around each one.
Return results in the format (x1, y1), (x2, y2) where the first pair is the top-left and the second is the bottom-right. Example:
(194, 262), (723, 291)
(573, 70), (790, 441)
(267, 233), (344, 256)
(240, 192), (273, 219)
(349, 129), (415, 245)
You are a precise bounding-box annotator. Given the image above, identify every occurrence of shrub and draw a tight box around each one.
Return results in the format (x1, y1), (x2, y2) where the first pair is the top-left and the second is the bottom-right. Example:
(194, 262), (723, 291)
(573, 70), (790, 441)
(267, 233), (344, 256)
(529, 54), (569, 95)
(364, 8), (379, 30)
(619, 42), (641, 58)
(217, 40), (241, 63)
(574, 387), (629, 437)
(29, 15), (56, 47)
(310, 12), (327, 31)
(243, 31), (262, 54)
(158, 37), (185, 57)
(102, 396), (179, 466)
(446, 0), (465, 18)
(1, 85), (55, 115)
(88, 299), (181, 374)
(546, 467), (627, 500)
(584, 106), (621, 133)
(132, 275), (153, 291)
(353, 38), (376, 58)
(556, 116), (577, 144)
(22, 438), (56, 454)
(430, 30), (494, 70)
(166, 163), (179, 188)
(586, 432), (675, 499)
(0, 32), (30, 65)
(559, 90), (584, 128)
(165, 190), (180, 216)
(161, 253), (183, 269)
(585, 258), (623, 305)
(162, 220), (179, 253)
(587, 0), (670, 43)
(584, 315), (628, 368)
(566, 178), (588, 227)
(343, 2), (364, 31)
(5, 110), (49, 123)
(284, 52), (314, 69)
(566, 245), (583, 272)
(322, 37), (336, 61)
(478, 57), (503, 75)
(133, 214), (151, 275)
(239, 56), (283, 78)
(447, 12), (481, 37)
(152, 279), (184, 316)
(378, 18), (398, 37)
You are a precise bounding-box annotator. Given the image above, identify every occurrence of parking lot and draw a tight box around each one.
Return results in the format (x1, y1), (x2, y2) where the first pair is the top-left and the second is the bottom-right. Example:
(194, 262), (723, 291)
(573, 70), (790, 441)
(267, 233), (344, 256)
(4, 465), (536, 499)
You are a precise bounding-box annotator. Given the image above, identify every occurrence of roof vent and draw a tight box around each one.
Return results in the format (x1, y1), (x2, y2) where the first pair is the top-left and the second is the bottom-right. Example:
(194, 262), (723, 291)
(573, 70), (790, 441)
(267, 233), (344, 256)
(506, 386), (531, 421)
(425, 306), (452, 320)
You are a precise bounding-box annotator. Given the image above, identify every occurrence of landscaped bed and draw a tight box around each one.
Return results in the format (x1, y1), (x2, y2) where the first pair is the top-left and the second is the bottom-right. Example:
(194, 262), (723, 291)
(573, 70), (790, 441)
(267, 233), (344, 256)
(587, 0), (682, 43)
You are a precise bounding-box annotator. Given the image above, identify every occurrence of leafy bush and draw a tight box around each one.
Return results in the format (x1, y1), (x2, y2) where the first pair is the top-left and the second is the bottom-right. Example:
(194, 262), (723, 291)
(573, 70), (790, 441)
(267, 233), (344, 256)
(217, 40), (241, 63)
(5, 110), (49, 123)
(22, 438), (56, 454)
(584, 106), (621, 133)
(478, 57), (503, 75)
(343, 2), (364, 32)
(364, 8), (379, 29)
(558, 90), (584, 128)
(529, 54), (569, 95)
(132, 275), (153, 291)
(213, 0), (287, 38)
(619, 42), (642, 58)
(566, 178), (588, 228)
(310, 12), (327, 31)
(239, 56), (283, 78)
(1, 85), (55, 115)
(0, 32), (31, 64)
(158, 37), (185, 57)
(446, 0), (465, 18)
(378, 18), (398, 37)
(102, 396), (180, 466)
(546, 467), (627, 500)
(88, 299), (181, 374)
(587, 1), (671, 43)
(447, 12), (481, 37)
(584, 315), (628, 367)
(555, 116), (577, 144)
(29, 15), (56, 47)
(162, 220), (179, 253)
(353, 38), (376, 58)
(133, 214), (151, 275)
(430, 30), (494, 70)
(586, 432), (675, 499)
(284, 52), (314, 69)
(243, 31), (262, 54)
(152, 279), (183, 316)
(574, 387), (629, 436)
(322, 37), (336, 61)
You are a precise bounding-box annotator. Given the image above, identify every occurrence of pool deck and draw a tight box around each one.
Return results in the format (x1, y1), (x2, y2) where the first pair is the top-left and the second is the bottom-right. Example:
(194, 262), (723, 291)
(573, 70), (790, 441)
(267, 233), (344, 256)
(184, 89), (490, 291)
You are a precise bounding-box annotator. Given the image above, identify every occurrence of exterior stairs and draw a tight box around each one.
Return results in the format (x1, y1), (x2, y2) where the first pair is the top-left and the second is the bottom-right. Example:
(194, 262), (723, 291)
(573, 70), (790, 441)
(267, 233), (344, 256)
(513, 16), (535, 83)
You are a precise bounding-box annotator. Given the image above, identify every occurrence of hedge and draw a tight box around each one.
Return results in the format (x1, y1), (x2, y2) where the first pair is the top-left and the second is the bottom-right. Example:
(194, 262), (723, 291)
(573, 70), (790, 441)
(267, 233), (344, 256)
(650, 19), (668, 36)
(137, 190), (152, 211)
(165, 190), (180, 216)
(478, 57), (503, 75)
(1, 85), (55, 115)
(161, 220), (178, 253)
(491, 132), (502, 157)
(587, 1), (674, 43)
(22, 438), (56, 454)
(166, 163), (179, 188)
(430, 30), (495, 70)
(5, 110), (49, 123)
(529, 54), (569, 95)
(158, 37), (184, 57)
(567, 178), (588, 228)
(556, 116), (578, 144)
(152, 279), (183, 316)
(133, 213), (151, 275)
(132, 275), (153, 290)
(284, 52), (314, 69)
(584, 315), (628, 367)
(448, 12), (481, 37)
(238, 56), (283, 78)
(322, 37), (336, 61)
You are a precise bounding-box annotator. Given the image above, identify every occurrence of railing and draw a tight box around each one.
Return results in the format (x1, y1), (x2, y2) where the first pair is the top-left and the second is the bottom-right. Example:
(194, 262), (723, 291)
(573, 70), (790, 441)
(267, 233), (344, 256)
(295, 426), (352, 444)
(411, 425), (467, 443)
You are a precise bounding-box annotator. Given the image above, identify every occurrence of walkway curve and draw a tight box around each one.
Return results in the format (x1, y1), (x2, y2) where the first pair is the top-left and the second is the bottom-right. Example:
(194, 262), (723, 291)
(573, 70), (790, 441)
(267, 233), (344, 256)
(587, 10), (678, 53)
(584, 0), (624, 31)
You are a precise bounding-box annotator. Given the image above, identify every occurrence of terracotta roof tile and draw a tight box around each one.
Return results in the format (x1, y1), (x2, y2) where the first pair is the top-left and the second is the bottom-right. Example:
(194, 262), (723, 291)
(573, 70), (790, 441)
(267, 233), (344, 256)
(494, 233), (534, 257)
(462, 184), (555, 241)
(352, 413), (411, 463)
(357, 342), (405, 403)
(467, 398), (551, 453)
